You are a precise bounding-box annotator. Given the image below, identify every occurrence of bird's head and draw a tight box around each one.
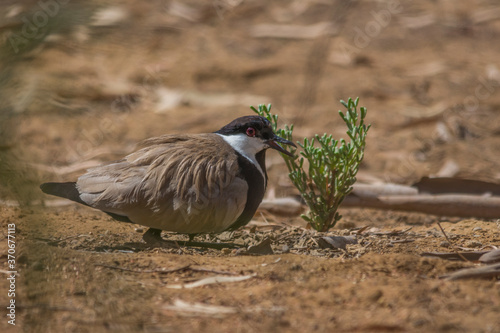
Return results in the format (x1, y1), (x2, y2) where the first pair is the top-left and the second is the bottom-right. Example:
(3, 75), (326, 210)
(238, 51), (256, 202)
(215, 116), (296, 157)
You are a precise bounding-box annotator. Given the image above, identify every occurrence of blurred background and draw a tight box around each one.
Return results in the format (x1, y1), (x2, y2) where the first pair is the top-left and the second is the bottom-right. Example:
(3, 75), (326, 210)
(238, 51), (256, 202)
(1, 0), (500, 201)
(1, 1), (500, 332)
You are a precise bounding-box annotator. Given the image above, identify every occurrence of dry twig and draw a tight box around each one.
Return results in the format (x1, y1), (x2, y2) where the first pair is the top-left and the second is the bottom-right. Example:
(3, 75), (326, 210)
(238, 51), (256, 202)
(437, 222), (469, 262)
(95, 263), (191, 274)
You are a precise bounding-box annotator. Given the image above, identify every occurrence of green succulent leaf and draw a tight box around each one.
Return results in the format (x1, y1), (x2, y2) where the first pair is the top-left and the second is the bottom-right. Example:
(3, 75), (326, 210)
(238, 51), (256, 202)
(251, 97), (370, 231)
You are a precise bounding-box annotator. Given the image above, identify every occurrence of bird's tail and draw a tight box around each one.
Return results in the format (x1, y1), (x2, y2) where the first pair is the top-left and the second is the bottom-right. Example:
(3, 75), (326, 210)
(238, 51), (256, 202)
(40, 182), (86, 205)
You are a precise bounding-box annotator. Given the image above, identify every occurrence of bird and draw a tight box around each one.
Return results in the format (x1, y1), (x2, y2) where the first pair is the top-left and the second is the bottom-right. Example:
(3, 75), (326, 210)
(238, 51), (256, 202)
(40, 115), (296, 247)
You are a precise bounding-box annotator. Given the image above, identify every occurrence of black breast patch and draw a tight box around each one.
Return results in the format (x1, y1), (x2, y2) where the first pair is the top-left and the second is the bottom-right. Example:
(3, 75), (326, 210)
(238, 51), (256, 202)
(226, 150), (267, 231)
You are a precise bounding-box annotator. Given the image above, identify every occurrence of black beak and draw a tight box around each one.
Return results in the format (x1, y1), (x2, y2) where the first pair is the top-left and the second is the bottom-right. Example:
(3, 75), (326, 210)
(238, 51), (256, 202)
(266, 135), (297, 157)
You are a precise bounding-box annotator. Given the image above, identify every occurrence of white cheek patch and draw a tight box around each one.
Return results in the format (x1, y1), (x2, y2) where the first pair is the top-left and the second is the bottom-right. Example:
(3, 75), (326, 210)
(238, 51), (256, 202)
(217, 133), (266, 181)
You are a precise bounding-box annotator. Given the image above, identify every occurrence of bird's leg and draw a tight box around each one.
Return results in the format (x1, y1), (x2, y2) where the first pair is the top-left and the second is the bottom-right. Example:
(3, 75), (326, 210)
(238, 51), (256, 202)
(142, 228), (177, 248)
(142, 228), (162, 242)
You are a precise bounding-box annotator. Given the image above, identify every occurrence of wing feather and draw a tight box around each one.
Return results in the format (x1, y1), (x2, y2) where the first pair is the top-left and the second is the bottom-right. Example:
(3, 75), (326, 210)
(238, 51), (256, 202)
(76, 134), (247, 233)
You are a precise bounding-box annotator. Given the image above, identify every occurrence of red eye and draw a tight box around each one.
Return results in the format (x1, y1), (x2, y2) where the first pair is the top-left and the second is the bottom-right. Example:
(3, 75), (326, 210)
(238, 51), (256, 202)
(246, 127), (256, 137)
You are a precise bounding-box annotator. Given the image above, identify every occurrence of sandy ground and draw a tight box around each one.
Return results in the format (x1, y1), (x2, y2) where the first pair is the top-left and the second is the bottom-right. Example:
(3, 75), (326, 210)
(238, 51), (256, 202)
(1, 1), (500, 332)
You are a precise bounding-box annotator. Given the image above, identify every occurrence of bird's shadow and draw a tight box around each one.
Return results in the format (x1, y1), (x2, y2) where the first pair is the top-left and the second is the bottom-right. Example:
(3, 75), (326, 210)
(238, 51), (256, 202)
(94, 240), (244, 253)
(35, 236), (244, 253)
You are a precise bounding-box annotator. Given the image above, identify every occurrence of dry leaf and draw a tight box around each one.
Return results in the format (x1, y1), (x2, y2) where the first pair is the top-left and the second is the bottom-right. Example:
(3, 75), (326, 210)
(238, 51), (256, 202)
(472, 7), (500, 24)
(91, 6), (128, 26)
(318, 235), (357, 250)
(479, 249), (500, 264)
(154, 88), (269, 113)
(434, 160), (460, 178)
(162, 299), (286, 318)
(250, 22), (338, 39)
(246, 238), (274, 255)
(163, 299), (237, 318)
(413, 177), (500, 196)
(421, 251), (489, 261)
(352, 183), (418, 197)
(344, 192), (500, 219)
(399, 13), (436, 29)
(443, 263), (500, 281)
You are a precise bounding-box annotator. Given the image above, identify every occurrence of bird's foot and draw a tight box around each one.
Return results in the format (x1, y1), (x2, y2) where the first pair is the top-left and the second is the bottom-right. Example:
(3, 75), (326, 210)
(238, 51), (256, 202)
(142, 228), (178, 248)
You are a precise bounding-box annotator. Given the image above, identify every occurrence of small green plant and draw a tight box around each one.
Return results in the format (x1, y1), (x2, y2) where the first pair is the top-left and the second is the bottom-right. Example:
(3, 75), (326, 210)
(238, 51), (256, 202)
(252, 98), (370, 231)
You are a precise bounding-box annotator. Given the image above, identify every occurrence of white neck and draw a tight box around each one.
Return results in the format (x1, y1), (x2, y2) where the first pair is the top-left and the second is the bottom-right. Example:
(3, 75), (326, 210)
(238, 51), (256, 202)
(217, 133), (266, 182)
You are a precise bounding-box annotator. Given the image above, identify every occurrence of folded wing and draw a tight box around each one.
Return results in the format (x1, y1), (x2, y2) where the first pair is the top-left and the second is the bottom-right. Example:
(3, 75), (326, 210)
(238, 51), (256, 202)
(77, 134), (247, 233)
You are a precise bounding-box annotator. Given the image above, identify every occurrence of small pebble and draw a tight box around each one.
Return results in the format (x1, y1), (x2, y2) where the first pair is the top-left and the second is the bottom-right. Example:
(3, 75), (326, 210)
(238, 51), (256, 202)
(135, 228), (144, 233)
(440, 241), (450, 248)
(472, 227), (482, 232)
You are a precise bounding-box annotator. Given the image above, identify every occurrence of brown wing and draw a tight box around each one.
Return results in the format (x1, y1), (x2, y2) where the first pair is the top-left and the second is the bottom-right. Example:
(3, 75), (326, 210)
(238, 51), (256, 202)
(76, 134), (248, 233)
